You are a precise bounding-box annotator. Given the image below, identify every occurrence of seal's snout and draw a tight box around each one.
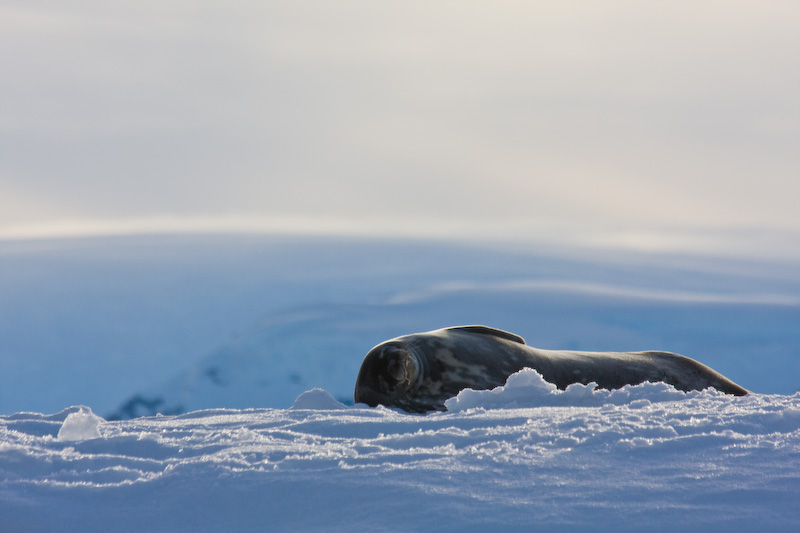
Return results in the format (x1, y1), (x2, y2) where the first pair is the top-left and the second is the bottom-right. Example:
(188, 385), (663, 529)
(381, 346), (418, 391)
(385, 347), (417, 388)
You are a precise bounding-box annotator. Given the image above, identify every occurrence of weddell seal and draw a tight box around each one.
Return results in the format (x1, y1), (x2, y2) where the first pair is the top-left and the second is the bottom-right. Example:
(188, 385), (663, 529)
(353, 326), (748, 412)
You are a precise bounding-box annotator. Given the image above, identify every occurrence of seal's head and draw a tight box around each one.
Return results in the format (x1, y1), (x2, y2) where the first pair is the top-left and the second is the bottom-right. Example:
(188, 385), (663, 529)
(354, 326), (530, 412)
(354, 341), (429, 413)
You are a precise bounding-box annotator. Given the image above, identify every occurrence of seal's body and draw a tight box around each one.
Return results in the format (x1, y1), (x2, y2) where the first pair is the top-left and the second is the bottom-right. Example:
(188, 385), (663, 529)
(354, 326), (748, 413)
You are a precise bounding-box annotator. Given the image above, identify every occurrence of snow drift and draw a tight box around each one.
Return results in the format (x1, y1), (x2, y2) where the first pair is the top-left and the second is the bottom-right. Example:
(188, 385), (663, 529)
(2, 370), (799, 532)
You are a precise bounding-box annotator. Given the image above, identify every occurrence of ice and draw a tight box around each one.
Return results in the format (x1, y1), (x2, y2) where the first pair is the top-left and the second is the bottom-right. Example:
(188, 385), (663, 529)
(56, 406), (104, 441)
(3, 235), (800, 417)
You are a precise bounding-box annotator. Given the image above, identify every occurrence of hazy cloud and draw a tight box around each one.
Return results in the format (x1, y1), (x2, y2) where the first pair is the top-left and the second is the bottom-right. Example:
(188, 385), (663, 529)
(1, 1), (798, 255)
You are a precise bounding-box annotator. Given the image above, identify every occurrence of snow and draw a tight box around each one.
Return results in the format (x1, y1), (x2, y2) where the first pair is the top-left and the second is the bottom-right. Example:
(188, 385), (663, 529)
(443, 367), (698, 410)
(2, 375), (799, 532)
(110, 286), (800, 419)
(3, 235), (799, 416)
(2, 234), (800, 531)
(56, 406), (103, 442)
(292, 388), (349, 410)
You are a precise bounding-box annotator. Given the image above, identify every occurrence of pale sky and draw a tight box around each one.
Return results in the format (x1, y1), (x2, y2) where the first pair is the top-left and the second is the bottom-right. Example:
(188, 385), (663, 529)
(1, 1), (799, 257)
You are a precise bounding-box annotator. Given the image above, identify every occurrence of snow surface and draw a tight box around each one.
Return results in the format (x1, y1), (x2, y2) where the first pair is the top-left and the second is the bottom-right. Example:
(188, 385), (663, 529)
(2, 235), (800, 531)
(2, 371), (799, 532)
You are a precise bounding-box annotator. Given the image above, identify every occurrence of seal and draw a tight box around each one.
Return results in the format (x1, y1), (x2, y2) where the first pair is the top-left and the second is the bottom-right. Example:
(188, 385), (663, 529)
(354, 325), (748, 412)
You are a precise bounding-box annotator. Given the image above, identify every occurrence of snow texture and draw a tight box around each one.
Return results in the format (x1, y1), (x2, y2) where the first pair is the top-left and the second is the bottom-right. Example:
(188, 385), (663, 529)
(2, 235), (800, 531)
(2, 372), (799, 532)
(56, 406), (103, 442)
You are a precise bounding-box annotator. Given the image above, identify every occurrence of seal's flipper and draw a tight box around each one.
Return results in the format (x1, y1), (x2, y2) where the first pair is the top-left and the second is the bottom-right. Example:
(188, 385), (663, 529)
(444, 325), (526, 345)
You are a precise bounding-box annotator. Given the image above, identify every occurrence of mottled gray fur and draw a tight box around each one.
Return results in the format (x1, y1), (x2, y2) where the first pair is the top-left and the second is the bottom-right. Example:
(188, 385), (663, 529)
(354, 326), (748, 413)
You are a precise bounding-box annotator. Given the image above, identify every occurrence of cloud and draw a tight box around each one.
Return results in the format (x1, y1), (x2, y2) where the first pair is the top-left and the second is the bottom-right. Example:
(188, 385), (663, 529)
(1, 2), (798, 256)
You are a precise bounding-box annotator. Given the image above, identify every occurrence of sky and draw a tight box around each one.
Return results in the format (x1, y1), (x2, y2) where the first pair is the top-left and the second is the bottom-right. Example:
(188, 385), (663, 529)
(1, 1), (799, 258)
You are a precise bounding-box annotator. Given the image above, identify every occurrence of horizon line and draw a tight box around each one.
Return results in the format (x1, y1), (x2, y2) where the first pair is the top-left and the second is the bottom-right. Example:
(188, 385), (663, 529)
(1, 215), (799, 262)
